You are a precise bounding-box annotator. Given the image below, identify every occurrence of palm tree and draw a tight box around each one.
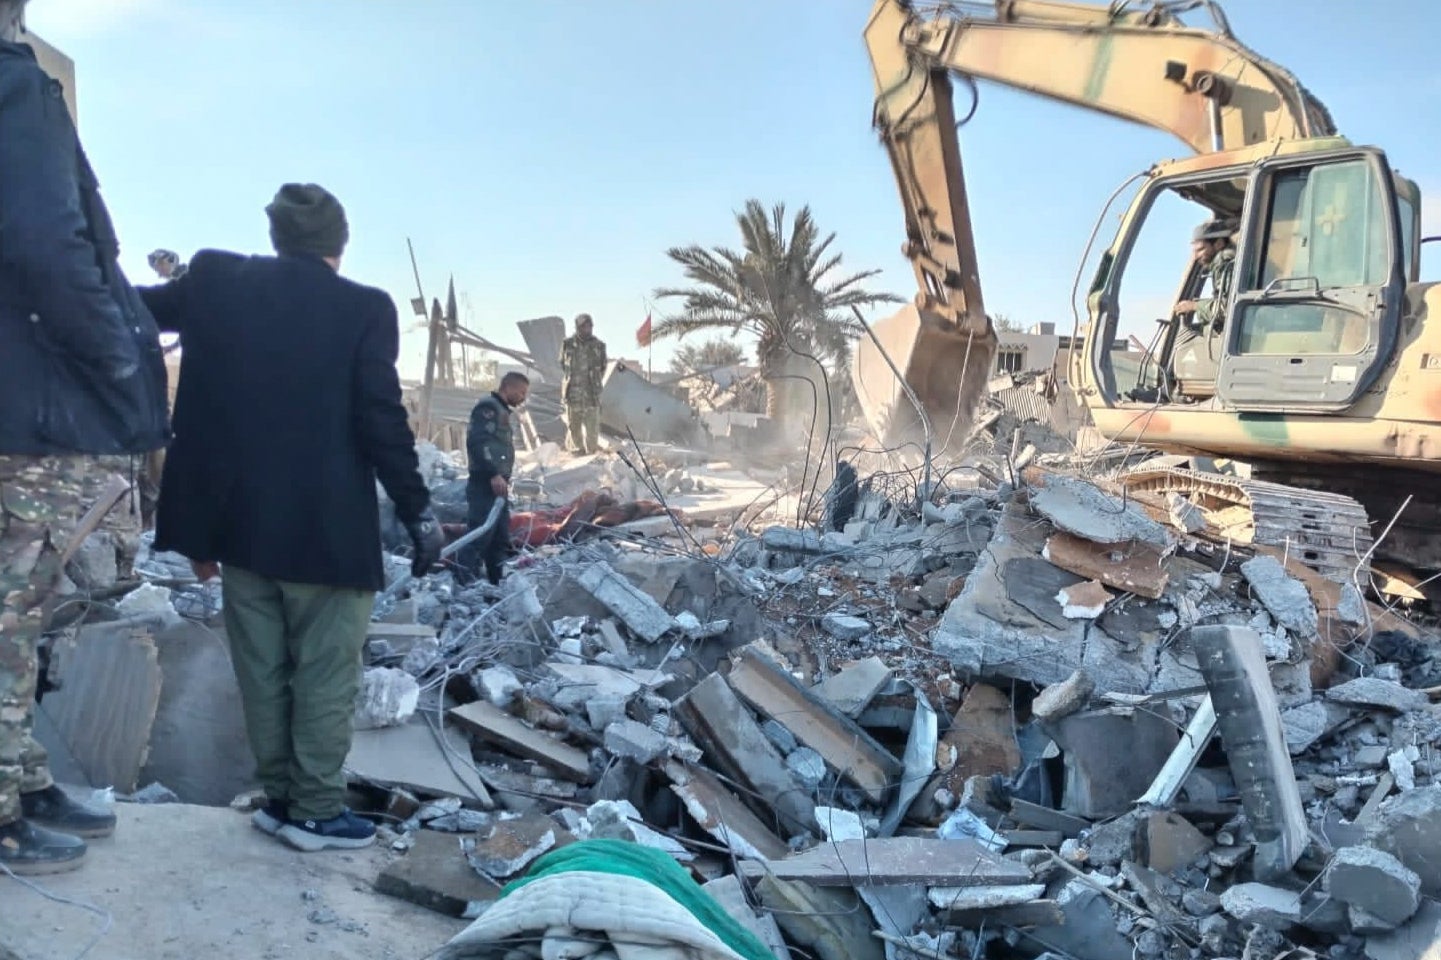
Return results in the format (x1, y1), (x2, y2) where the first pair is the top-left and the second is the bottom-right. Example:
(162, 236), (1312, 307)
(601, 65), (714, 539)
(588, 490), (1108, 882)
(669, 337), (747, 376)
(652, 200), (900, 424)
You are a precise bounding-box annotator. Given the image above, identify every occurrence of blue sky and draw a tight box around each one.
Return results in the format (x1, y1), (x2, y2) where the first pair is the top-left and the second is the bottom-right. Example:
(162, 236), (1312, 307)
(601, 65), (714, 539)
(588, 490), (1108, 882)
(27, 0), (1441, 379)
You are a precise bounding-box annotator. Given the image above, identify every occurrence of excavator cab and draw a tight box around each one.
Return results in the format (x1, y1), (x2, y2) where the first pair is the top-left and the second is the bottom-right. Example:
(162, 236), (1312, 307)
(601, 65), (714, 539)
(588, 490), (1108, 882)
(1082, 138), (1416, 425)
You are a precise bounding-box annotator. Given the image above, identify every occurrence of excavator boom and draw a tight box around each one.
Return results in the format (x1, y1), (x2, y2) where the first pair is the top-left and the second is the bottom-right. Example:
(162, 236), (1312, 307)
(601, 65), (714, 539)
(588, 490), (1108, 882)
(855, 0), (1337, 454)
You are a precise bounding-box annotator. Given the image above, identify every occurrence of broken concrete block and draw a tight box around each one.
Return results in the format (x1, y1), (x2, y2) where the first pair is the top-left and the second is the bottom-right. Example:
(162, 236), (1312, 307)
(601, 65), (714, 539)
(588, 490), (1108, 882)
(1044, 878), (1134, 960)
(1364, 898), (1441, 960)
(784, 748), (827, 792)
(584, 799), (692, 861)
(814, 806), (866, 842)
(116, 583), (181, 625)
(463, 812), (564, 879)
(927, 883), (1046, 910)
(812, 657), (891, 718)
(1281, 700), (1337, 754)
(585, 696), (627, 732)
(575, 561), (675, 643)
(1240, 555), (1318, 637)
(1191, 624), (1308, 881)
(1032, 669), (1094, 722)
(1142, 811), (1212, 874)
(346, 718), (493, 807)
(353, 667), (420, 731)
(819, 613), (870, 641)
(1051, 708), (1179, 818)
(1028, 471), (1173, 549)
(761, 527), (826, 554)
(1326, 677), (1429, 713)
(737, 837), (1030, 886)
(1166, 492), (1205, 533)
(1220, 882), (1303, 929)
(1367, 787), (1441, 897)
(1325, 845), (1422, 927)
(544, 662), (668, 713)
(934, 683), (1022, 798)
(755, 876), (885, 960)
(1057, 579), (1112, 619)
(374, 829), (502, 917)
(702, 875), (792, 960)
(1082, 809), (1143, 866)
(603, 719), (667, 764)
(665, 761), (789, 861)
(674, 674), (814, 838)
(726, 644), (902, 805)
(69, 531), (119, 591)
(1390, 749), (1418, 792)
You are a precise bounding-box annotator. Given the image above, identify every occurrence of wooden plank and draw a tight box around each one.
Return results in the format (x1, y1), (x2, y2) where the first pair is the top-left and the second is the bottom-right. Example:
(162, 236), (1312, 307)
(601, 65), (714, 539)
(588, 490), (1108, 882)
(725, 644), (903, 804)
(1043, 532), (1169, 599)
(1007, 798), (1088, 838)
(449, 701), (592, 783)
(736, 837), (1030, 887)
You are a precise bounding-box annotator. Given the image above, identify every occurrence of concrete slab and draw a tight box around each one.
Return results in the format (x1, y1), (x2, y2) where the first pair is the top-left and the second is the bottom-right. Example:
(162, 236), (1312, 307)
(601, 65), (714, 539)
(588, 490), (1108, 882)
(0, 803), (466, 960)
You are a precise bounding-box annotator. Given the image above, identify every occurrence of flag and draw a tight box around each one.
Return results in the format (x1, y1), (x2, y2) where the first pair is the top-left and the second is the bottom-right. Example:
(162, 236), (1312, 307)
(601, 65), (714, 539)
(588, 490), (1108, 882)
(636, 313), (653, 347)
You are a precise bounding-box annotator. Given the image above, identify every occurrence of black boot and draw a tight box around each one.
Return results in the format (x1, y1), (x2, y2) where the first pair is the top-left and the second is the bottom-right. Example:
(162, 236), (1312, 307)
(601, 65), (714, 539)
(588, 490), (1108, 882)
(21, 785), (117, 839)
(0, 819), (87, 875)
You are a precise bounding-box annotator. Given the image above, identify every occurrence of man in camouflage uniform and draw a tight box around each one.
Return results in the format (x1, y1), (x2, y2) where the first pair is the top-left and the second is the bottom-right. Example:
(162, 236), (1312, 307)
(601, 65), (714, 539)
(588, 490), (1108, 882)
(560, 313), (607, 455)
(460, 372), (529, 585)
(1172, 217), (1237, 356)
(1, 0), (170, 875)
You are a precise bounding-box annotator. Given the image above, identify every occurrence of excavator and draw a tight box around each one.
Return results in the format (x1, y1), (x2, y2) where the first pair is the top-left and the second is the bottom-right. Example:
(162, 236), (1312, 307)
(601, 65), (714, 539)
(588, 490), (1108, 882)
(852, 0), (1437, 585)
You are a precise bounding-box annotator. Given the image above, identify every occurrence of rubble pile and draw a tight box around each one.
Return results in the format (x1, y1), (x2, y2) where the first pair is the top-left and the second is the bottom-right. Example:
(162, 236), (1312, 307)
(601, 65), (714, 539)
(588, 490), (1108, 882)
(349, 445), (1441, 960)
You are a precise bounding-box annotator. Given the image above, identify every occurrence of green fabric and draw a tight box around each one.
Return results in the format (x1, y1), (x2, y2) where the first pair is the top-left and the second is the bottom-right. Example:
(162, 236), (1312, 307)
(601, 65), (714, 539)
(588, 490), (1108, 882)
(222, 565), (373, 820)
(503, 839), (775, 960)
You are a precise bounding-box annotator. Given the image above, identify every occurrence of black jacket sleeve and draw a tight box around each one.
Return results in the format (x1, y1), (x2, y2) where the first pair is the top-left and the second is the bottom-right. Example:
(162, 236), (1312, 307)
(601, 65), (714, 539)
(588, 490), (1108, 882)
(0, 58), (137, 376)
(354, 293), (430, 523)
(136, 271), (190, 334)
(467, 403), (500, 482)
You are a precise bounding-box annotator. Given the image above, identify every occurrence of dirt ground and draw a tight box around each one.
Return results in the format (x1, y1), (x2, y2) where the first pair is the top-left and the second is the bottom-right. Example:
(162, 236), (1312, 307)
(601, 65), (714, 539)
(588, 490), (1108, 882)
(1, 802), (468, 960)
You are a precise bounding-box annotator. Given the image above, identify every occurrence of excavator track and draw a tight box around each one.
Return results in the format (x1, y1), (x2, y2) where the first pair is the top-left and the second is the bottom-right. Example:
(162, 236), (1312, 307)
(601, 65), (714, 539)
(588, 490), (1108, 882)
(1118, 467), (1373, 585)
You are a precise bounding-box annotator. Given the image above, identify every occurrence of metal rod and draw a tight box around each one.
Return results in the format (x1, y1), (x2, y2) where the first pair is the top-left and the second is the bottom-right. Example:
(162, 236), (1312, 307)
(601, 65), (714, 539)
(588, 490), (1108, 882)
(379, 496), (508, 603)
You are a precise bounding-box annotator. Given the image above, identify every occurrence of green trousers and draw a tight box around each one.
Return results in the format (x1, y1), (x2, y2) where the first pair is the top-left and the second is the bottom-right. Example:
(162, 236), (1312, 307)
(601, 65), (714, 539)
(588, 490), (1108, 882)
(222, 566), (373, 821)
(567, 403), (600, 455)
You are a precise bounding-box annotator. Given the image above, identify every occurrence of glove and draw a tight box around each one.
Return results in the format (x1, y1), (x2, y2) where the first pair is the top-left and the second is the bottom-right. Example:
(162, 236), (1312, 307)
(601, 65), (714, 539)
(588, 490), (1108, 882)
(404, 509), (445, 577)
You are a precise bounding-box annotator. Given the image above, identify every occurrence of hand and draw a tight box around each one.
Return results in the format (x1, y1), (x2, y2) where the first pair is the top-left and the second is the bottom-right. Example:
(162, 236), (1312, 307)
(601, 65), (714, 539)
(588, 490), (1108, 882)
(191, 559), (220, 582)
(1174, 300), (1197, 315)
(404, 509), (445, 577)
(490, 475), (509, 497)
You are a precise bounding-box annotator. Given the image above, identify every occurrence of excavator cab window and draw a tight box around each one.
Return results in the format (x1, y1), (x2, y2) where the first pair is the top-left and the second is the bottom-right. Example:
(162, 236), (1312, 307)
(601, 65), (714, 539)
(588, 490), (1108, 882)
(1218, 149), (1404, 411)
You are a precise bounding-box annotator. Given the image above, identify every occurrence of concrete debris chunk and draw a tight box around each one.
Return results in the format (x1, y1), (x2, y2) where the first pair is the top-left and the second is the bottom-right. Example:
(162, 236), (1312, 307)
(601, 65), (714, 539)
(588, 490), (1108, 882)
(665, 761), (788, 861)
(737, 837), (1030, 887)
(1057, 579), (1112, 619)
(1324, 845), (1422, 927)
(574, 561), (675, 642)
(811, 656), (891, 717)
(375, 829), (502, 918)
(1240, 554), (1319, 637)
(1281, 700), (1336, 754)
(603, 718), (668, 764)
(1363, 897), (1441, 960)
(449, 700), (592, 783)
(1326, 677), (1429, 713)
(1042, 532), (1169, 599)
(1142, 811), (1212, 874)
(1028, 471), (1173, 549)
(1221, 882), (1304, 928)
(583, 799), (692, 861)
(463, 813), (565, 880)
(785, 747), (827, 792)
(819, 613), (870, 641)
(701, 875), (792, 960)
(1191, 625), (1308, 881)
(353, 667), (420, 731)
(1032, 669), (1094, 721)
(1366, 786), (1441, 897)
(927, 883), (1046, 911)
(1050, 709), (1178, 818)
(1166, 491), (1205, 533)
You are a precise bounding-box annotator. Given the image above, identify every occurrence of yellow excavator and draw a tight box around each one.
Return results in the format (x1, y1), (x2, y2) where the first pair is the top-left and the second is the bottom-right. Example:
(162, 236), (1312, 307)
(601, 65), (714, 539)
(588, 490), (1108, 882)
(853, 0), (1437, 585)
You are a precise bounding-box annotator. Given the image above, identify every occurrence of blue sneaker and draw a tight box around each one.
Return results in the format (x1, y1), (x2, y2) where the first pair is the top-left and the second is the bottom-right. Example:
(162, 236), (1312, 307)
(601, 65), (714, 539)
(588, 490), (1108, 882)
(277, 808), (376, 852)
(250, 800), (289, 836)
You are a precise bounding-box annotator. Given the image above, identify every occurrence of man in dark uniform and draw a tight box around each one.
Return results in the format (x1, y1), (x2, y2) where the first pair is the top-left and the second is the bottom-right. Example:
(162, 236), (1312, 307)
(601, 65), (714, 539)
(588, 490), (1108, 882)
(461, 372), (529, 585)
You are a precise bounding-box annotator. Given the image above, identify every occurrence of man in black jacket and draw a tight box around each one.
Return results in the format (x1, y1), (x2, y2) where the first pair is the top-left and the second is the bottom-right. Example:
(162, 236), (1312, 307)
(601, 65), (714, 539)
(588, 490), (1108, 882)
(0, 0), (171, 875)
(461, 373), (529, 585)
(140, 183), (443, 853)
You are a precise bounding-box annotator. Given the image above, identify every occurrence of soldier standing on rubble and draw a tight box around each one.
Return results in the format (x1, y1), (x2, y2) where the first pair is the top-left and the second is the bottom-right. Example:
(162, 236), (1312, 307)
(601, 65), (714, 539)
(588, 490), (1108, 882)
(0, 0), (170, 875)
(139, 183), (445, 853)
(460, 372), (529, 586)
(560, 313), (607, 455)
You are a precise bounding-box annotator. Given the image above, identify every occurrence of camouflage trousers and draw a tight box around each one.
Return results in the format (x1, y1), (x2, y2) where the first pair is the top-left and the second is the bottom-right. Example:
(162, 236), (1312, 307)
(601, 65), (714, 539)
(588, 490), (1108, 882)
(0, 454), (140, 825)
(567, 402), (600, 455)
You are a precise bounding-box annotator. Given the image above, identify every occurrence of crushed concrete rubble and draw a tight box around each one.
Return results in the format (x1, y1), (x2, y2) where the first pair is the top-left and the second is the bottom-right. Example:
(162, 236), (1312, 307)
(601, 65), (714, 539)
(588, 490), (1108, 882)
(232, 439), (1441, 960)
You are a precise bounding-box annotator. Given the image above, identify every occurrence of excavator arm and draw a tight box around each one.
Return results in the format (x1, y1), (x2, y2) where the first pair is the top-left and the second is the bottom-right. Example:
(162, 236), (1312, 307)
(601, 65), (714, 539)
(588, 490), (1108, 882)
(857, 0), (1336, 452)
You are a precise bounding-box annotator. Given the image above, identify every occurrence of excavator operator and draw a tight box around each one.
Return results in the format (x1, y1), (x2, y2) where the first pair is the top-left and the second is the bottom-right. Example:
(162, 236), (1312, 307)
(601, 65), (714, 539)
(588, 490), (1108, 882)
(1173, 217), (1237, 338)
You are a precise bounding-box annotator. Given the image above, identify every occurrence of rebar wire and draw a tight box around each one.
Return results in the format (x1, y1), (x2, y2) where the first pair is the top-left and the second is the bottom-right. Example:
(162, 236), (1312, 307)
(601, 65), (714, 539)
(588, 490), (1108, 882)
(0, 859), (114, 960)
